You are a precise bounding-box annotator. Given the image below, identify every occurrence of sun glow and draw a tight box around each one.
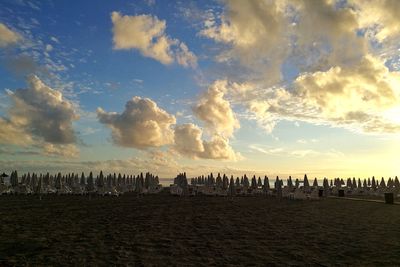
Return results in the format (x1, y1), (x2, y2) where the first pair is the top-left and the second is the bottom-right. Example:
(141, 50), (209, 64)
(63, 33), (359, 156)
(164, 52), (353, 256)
(383, 106), (400, 124)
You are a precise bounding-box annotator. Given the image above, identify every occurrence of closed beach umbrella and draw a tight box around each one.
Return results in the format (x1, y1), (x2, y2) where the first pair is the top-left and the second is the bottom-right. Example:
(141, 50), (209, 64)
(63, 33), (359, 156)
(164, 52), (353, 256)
(257, 177), (262, 188)
(263, 176), (270, 191)
(303, 174), (309, 188)
(395, 176), (400, 189)
(229, 177), (235, 196)
(346, 178), (352, 188)
(380, 177), (386, 188)
(287, 176), (293, 188)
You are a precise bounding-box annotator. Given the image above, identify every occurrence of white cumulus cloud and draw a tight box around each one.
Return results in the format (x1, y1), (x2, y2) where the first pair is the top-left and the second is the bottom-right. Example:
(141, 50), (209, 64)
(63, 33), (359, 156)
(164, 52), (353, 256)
(111, 11), (197, 67)
(97, 96), (176, 149)
(193, 80), (239, 137)
(0, 75), (79, 157)
(174, 123), (239, 160)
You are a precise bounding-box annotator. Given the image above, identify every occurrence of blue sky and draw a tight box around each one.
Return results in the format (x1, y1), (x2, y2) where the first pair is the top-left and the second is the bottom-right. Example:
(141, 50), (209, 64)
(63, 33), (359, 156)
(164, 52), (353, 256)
(0, 0), (400, 179)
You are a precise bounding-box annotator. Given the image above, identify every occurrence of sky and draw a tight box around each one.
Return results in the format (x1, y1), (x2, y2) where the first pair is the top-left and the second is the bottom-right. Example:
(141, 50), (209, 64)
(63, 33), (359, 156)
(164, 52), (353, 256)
(0, 0), (400, 179)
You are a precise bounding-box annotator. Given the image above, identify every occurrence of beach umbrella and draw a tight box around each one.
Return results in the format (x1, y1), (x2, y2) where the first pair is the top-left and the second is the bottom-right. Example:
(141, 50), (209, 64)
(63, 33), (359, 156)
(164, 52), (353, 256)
(358, 178), (362, 189)
(9, 171), (18, 187)
(80, 172), (86, 186)
(257, 177), (262, 188)
(228, 177), (235, 196)
(216, 173), (222, 188)
(25, 172), (31, 186)
(333, 178), (339, 188)
(210, 175), (215, 185)
(86, 172), (95, 192)
(371, 177), (376, 189)
(363, 179), (367, 189)
(323, 178), (329, 188)
(31, 173), (38, 188)
(346, 178), (352, 188)
(107, 174), (113, 188)
(295, 178), (300, 188)
(55, 173), (62, 189)
(380, 177), (386, 188)
(235, 177), (240, 186)
(35, 176), (44, 194)
(223, 175), (229, 189)
(144, 173), (150, 189)
(243, 175), (249, 188)
(287, 176), (293, 188)
(313, 178), (318, 187)
(275, 176), (282, 198)
(387, 178), (393, 188)
(97, 171), (105, 188)
(274, 176), (280, 189)
(251, 175), (257, 189)
(135, 174), (143, 193)
(352, 177), (357, 188)
(117, 173), (122, 186)
(395, 176), (400, 189)
(43, 173), (50, 186)
(263, 176), (270, 191)
(303, 174), (309, 188)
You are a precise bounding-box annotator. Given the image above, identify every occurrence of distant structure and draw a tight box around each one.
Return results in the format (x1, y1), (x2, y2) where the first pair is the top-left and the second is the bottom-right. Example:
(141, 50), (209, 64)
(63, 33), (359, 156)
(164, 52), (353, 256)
(1, 170), (399, 202)
(0, 170), (162, 196)
(170, 172), (400, 200)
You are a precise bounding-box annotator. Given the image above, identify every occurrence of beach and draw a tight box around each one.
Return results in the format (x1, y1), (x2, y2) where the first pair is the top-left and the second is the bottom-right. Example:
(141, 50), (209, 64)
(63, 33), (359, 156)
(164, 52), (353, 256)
(0, 191), (399, 266)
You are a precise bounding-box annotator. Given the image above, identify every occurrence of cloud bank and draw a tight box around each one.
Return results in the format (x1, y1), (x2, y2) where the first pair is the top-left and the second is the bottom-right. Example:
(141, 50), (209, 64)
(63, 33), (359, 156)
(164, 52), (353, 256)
(200, 0), (400, 135)
(111, 11), (197, 67)
(0, 75), (79, 156)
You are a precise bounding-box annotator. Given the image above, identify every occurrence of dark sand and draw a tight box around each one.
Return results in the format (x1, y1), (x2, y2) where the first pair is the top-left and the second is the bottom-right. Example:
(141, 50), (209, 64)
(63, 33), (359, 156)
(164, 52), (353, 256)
(1, 191), (399, 266)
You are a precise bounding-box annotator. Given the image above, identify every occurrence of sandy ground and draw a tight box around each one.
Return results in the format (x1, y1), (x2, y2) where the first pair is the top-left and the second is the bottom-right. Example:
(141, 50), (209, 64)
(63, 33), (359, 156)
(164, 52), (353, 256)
(0, 191), (399, 266)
